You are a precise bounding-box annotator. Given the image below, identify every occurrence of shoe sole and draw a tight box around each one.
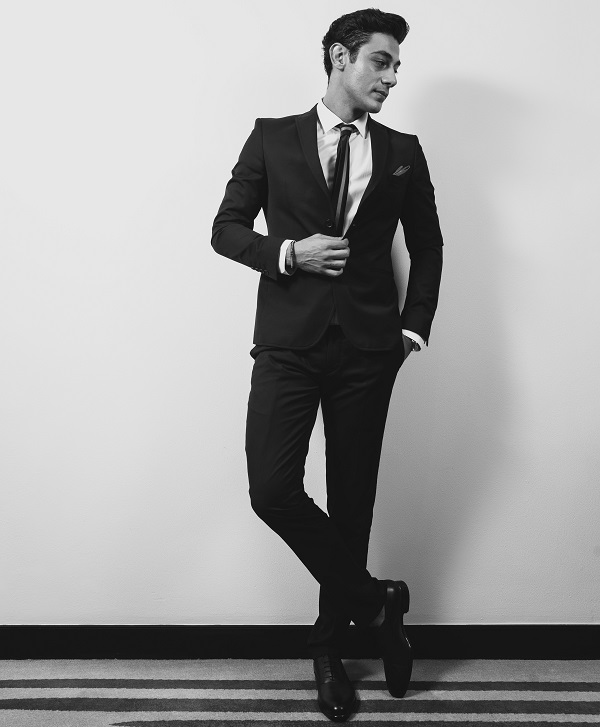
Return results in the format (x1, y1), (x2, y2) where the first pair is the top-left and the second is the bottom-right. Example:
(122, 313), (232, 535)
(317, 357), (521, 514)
(383, 580), (413, 698)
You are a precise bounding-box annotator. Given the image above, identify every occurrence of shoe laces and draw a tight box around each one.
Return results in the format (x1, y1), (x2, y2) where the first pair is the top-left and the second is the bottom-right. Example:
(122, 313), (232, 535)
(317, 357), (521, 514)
(316, 654), (341, 681)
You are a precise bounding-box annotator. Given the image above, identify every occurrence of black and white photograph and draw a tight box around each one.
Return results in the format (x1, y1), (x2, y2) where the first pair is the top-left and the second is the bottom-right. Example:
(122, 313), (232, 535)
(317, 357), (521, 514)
(1, 1), (599, 724)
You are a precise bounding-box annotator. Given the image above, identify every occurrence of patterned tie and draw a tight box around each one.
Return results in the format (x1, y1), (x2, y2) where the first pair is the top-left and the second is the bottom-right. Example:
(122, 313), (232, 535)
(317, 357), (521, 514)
(330, 123), (357, 237)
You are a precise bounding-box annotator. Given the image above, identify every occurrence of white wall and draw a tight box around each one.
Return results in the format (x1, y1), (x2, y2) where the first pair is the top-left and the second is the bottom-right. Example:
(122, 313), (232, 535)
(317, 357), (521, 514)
(1, 0), (599, 625)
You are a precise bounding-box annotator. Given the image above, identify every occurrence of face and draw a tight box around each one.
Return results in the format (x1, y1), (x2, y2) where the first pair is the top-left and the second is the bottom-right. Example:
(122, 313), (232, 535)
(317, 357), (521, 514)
(333, 32), (400, 115)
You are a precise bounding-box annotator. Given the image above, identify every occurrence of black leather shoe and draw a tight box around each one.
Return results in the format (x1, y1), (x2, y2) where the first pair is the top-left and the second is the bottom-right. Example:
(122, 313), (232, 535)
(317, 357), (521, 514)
(313, 654), (357, 722)
(373, 580), (413, 697)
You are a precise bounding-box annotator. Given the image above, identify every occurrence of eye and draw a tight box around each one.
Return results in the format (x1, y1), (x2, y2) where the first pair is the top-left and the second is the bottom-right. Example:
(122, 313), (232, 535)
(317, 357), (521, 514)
(374, 60), (386, 68)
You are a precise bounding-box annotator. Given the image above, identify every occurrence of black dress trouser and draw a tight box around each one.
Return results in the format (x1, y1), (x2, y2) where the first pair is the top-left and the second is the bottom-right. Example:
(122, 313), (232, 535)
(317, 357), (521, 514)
(246, 325), (405, 655)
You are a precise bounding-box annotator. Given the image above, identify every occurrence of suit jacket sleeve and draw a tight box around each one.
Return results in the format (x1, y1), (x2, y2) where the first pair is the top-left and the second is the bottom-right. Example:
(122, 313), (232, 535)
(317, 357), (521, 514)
(399, 138), (444, 343)
(211, 119), (284, 280)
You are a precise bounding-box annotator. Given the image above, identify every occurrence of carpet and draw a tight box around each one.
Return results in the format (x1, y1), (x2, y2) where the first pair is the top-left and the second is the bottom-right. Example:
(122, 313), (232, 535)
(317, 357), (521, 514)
(0, 659), (599, 725)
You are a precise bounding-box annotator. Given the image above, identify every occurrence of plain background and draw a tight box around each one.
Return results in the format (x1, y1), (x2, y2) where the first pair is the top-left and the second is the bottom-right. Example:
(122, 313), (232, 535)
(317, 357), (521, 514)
(1, 0), (599, 626)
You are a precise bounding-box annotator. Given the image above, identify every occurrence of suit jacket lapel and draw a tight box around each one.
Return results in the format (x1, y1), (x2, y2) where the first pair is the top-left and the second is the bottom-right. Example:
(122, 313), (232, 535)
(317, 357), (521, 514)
(295, 106), (330, 202)
(360, 116), (388, 208)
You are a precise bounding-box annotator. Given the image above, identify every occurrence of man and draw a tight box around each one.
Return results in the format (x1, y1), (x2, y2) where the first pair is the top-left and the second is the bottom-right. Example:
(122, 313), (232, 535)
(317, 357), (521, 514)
(212, 9), (442, 722)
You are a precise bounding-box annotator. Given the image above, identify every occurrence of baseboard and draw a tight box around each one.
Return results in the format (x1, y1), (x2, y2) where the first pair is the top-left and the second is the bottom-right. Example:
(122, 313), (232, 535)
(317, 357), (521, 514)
(1, 624), (598, 659)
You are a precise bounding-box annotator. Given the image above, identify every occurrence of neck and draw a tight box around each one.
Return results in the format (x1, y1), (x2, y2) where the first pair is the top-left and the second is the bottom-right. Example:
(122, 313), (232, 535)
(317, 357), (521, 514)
(322, 86), (363, 124)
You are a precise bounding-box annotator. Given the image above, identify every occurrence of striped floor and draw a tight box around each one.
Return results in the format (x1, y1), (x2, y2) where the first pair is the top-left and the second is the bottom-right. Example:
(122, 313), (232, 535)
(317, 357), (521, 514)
(0, 659), (599, 725)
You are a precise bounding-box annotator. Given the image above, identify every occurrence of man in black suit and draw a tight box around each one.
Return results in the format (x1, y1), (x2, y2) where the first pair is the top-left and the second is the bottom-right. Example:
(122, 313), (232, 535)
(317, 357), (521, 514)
(212, 9), (442, 722)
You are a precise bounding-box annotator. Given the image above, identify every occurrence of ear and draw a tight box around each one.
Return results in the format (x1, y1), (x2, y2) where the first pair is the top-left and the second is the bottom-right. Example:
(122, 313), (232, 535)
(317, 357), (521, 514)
(329, 42), (348, 72)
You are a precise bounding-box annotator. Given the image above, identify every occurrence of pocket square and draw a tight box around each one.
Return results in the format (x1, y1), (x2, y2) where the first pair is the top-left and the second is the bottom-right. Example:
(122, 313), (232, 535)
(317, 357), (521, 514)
(392, 165), (410, 176)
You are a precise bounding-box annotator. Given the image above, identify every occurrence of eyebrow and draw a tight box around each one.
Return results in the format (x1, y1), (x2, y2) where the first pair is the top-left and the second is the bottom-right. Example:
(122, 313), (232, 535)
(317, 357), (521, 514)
(370, 50), (401, 68)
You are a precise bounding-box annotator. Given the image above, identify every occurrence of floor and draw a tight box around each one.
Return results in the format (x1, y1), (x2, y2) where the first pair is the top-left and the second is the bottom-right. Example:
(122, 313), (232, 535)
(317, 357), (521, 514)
(0, 658), (599, 725)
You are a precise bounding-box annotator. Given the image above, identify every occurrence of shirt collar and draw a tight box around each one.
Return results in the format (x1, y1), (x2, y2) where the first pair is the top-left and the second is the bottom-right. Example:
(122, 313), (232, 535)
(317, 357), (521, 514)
(317, 99), (369, 138)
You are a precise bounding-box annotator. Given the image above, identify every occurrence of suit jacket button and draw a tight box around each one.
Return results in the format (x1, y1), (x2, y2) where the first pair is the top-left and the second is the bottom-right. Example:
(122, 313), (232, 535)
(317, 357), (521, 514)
(325, 219), (333, 228)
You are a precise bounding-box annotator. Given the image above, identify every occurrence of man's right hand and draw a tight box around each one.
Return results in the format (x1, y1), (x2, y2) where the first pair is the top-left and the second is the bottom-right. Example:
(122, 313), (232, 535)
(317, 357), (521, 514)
(294, 234), (350, 277)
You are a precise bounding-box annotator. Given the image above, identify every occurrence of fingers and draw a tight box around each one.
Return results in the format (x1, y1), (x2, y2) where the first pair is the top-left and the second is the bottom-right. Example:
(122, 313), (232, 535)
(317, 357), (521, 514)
(325, 258), (348, 276)
(329, 237), (349, 249)
(326, 241), (349, 276)
(329, 248), (350, 260)
(313, 235), (348, 248)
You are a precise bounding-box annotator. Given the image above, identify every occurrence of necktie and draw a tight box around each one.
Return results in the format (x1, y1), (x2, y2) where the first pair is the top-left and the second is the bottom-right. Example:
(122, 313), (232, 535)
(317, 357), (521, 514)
(330, 123), (357, 237)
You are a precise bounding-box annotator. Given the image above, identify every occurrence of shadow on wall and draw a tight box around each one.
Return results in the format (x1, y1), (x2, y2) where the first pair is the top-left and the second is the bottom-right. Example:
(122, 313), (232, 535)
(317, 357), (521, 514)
(374, 78), (531, 623)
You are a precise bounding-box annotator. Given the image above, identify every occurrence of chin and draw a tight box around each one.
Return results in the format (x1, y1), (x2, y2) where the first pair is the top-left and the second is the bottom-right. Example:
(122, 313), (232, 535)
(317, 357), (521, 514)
(367, 100), (383, 113)
(352, 94), (381, 116)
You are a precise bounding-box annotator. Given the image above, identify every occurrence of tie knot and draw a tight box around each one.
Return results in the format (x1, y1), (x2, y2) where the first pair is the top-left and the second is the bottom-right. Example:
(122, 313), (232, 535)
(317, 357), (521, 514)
(337, 123), (357, 137)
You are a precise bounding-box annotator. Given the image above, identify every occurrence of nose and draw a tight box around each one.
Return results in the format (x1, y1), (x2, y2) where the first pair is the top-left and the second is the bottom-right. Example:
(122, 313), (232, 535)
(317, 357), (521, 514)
(382, 67), (397, 88)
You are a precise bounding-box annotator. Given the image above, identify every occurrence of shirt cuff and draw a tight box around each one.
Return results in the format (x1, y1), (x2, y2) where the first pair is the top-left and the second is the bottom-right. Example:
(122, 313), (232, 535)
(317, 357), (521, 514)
(279, 240), (294, 275)
(402, 329), (425, 352)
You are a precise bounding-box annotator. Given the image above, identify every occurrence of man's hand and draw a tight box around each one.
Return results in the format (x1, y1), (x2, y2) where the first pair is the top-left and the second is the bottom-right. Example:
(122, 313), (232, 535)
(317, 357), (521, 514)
(295, 234), (349, 277)
(402, 334), (413, 360)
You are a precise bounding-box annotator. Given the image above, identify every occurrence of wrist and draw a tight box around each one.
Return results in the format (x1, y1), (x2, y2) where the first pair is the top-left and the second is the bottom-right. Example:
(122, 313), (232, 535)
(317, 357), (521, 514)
(402, 334), (420, 353)
(402, 330), (424, 352)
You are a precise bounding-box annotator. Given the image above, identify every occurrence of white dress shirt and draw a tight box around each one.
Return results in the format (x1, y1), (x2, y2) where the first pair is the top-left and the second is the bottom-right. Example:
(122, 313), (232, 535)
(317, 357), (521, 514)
(278, 100), (424, 351)
(316, 99), (371, 236)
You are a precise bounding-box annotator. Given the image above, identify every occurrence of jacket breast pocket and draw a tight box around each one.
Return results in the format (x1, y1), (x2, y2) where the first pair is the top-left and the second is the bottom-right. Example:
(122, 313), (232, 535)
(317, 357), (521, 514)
(389, 173), (410, 187)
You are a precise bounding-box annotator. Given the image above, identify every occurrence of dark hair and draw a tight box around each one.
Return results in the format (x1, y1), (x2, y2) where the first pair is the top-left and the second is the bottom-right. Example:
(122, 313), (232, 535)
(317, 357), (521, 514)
(322, 8), (409, 77)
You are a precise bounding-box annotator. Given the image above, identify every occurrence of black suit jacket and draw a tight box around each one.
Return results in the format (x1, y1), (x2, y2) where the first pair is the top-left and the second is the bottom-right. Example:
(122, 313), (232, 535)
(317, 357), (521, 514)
(212, 105), (443, 350)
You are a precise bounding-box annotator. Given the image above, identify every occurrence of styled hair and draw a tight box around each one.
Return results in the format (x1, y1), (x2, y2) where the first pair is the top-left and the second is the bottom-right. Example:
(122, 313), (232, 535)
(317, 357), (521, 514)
(322, 8), (409, 77)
